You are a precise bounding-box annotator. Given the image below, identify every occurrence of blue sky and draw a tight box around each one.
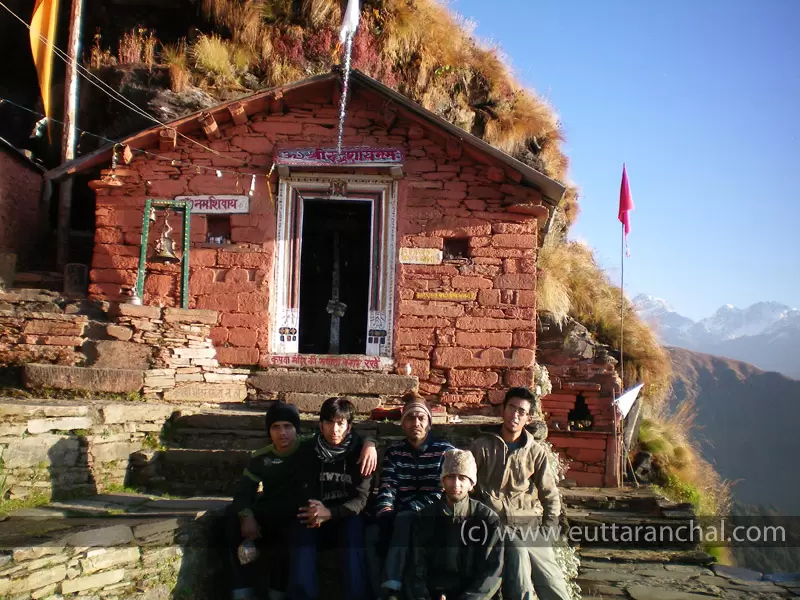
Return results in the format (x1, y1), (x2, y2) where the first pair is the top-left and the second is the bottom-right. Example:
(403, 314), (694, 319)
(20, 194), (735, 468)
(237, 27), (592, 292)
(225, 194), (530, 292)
(453, 0), (800, 320)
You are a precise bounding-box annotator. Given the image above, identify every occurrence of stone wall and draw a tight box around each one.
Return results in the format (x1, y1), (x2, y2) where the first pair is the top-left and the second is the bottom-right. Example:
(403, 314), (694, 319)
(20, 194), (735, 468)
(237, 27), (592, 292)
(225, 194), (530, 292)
(0, 508), (210, 600)
(0, 401), (178, 501)
(0, 290), (92, 367)
(0, 292), (250, 402)
(86, 77), (547, 410)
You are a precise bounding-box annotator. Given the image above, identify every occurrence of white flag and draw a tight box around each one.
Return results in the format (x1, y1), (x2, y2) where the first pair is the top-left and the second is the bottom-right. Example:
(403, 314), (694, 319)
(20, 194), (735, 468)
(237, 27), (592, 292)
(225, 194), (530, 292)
(339, 0), (361, 43)
(613, 384), (644, 419)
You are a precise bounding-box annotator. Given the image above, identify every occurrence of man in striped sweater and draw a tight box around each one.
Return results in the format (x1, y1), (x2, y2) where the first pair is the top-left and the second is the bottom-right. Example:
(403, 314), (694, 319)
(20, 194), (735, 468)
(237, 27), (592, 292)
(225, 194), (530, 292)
(369, 393), (454, 600)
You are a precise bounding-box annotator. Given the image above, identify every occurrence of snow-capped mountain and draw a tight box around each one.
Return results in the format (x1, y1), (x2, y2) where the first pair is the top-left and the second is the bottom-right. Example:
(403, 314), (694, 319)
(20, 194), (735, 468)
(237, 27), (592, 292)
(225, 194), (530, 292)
(697, 301), (799, 340)
(634, 294), (800, 379)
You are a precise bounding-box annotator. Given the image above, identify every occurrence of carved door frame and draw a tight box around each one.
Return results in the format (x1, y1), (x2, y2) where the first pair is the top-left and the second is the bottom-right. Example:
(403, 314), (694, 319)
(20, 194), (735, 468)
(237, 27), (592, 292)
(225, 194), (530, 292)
(272, 174), (398, 358)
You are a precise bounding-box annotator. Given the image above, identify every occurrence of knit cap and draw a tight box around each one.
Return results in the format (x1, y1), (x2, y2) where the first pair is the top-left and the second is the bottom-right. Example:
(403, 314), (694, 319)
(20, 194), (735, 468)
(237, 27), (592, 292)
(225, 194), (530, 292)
(401, 392), (433, 424)
(265, 401), (301, 433)
(441, 449), (477, 485)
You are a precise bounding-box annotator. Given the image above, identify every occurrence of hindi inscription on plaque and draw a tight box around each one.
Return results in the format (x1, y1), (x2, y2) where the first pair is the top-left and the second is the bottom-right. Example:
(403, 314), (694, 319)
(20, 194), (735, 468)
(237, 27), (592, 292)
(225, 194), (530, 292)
(176, 195), (250, 214)
(399, 247), (443, 265)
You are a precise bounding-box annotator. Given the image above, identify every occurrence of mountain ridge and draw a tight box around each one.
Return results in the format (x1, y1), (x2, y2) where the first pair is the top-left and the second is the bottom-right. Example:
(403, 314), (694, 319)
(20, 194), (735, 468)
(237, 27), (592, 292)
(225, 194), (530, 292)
(635, 294), (800, 379)
(668, 346), (800, 515)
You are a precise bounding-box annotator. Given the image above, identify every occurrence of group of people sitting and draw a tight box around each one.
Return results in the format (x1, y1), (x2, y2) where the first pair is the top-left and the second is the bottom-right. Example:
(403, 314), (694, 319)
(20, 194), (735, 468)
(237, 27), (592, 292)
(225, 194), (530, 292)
(226, 386), (572, 600)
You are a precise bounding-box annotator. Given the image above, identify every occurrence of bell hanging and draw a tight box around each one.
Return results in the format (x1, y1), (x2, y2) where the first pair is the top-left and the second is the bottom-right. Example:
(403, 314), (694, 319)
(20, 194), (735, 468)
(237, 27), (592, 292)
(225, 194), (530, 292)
(151, 210), (181, 263)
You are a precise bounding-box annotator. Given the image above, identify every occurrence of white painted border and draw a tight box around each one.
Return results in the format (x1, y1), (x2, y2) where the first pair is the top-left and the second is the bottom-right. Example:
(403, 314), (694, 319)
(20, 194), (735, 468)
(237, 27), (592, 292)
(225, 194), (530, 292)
(272, 174), (398, 359)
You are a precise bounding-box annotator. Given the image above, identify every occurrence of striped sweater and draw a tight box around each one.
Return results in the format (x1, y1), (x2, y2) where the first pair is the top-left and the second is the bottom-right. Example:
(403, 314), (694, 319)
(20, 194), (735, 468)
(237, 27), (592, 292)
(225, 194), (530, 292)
(374, 435), (454, 513)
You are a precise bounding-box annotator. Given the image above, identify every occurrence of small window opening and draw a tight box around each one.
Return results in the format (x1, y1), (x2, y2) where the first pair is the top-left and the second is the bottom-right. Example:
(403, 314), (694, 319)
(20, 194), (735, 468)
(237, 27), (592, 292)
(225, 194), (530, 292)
(568, 394), (594, 431)
(206, 215), (231, 245)
(443, 238), (469, 260)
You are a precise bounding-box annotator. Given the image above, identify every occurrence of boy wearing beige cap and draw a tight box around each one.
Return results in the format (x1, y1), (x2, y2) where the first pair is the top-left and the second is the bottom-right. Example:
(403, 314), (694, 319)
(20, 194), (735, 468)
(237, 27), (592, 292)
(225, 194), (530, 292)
(406, 449), (504, 600)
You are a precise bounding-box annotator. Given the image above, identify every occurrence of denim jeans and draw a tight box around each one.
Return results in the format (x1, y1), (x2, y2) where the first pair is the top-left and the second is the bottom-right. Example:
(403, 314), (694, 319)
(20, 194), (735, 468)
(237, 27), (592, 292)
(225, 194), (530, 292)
(288, 515), (370, 600)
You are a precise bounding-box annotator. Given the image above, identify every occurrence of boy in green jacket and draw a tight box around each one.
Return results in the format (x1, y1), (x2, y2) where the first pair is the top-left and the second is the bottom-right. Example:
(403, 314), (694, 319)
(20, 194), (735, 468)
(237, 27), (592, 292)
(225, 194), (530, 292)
(228, 402), (304, 600)
(406, 449), (504, 600)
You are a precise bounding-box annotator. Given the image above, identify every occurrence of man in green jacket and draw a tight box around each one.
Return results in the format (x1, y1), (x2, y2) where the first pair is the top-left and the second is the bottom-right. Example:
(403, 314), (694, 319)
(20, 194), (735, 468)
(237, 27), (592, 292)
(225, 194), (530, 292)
(406, 449), (504, 600)
(469, 387), (570, 600)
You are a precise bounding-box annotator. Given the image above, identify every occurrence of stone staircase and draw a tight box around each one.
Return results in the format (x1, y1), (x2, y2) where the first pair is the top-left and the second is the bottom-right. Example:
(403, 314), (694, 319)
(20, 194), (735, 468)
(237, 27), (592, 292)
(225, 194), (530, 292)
(127, 405), (491, 497)
(3, 393), (798, 599)
(562, 487), (800, 599)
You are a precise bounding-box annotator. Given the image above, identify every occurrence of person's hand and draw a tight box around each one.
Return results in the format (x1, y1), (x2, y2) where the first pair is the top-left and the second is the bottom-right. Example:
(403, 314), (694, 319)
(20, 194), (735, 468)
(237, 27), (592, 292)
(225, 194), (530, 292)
(359, 440), (378, 476)
(298, 499), (332, 528)
(240, 515), (261, 540)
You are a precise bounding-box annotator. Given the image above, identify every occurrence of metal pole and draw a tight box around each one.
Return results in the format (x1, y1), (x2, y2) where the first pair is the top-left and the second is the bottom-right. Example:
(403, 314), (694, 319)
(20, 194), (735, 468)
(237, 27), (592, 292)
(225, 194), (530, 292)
(620, 222), (625, 388)
(57, 0), (83, 268)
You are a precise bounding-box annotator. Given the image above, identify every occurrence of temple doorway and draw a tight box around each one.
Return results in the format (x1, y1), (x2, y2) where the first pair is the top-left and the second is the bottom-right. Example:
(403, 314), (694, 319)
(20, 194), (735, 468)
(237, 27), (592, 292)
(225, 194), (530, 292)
(298, 199), (372, 354)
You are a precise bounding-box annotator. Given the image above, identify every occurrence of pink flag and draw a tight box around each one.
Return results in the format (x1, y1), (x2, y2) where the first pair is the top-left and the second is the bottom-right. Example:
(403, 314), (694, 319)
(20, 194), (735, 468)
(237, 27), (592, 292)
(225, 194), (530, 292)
(618, 164), (634, 256)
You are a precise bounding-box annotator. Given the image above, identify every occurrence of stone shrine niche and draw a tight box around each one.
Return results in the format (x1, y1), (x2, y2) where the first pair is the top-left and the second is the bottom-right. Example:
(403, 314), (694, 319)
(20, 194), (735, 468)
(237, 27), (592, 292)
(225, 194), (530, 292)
(568, 394), (594, 431)
(443, 237), (470, 260)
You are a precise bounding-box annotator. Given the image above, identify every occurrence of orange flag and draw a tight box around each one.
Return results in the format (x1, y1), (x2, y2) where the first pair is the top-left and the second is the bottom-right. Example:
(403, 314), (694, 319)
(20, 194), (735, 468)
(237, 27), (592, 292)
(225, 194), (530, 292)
(30, 0), (60, 131)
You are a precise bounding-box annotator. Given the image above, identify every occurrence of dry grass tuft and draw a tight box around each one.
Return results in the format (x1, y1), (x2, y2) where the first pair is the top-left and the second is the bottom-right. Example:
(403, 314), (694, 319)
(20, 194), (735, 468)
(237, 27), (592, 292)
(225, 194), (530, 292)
(161, 40), (190, 92)
(118, 27), (157, 67)
(641, 401), (731, 517)
(88, 29), (116, 69)
(301, 0), (341, 28)
(191, 34), (237, 84)
(538, 239), (672, 403)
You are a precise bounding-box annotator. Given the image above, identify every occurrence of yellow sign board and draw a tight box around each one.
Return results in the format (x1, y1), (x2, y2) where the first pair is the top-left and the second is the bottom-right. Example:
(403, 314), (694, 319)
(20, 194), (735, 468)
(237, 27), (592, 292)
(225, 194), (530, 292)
(415, 291), (477, 301)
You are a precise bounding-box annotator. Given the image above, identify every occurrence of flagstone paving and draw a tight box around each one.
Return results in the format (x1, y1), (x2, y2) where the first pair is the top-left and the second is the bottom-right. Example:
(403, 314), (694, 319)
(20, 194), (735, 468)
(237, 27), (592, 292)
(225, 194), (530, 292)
(563, 487), (800, 599)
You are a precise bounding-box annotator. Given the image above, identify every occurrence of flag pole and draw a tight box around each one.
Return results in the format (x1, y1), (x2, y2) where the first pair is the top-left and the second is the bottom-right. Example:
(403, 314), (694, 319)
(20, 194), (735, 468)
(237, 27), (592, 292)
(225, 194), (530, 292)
(620, 221), (625, 389)
(57, 0), (84, 268)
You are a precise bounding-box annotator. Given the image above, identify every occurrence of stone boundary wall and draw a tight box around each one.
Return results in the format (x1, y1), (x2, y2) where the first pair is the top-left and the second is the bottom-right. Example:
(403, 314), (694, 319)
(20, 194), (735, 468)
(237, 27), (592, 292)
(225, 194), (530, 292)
(0, 401), (178, 501)
(0, 514), (205, 599)
(0, 290), (92, 367)
(0, 291), (251, 403)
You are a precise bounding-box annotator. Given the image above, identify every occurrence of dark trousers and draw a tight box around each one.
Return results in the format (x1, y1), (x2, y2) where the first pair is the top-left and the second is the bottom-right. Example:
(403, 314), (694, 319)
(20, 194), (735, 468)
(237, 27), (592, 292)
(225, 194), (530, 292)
(225, 505), (290, 594)
(365, 510), (416, 594)
(288, 515), (370, 600)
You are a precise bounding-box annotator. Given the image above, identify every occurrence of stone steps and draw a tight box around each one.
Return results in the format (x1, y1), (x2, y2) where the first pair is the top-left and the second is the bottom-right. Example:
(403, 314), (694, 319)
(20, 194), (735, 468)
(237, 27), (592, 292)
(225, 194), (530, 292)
(169, 427), (270, 450)
(129, 449), (251, 497)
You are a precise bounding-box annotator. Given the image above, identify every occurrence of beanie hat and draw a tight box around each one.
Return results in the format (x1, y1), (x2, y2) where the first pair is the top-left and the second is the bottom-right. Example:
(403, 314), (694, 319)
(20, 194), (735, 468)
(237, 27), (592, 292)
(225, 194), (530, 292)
(401, 392), (433, 425)
(265, 401), (301, 433)
(441, 449), (477, 485)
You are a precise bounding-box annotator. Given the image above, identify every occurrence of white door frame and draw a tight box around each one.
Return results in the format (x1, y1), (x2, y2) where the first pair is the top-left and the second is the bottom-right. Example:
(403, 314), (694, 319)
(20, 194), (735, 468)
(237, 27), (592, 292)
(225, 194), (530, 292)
(272, 174), (398, 358)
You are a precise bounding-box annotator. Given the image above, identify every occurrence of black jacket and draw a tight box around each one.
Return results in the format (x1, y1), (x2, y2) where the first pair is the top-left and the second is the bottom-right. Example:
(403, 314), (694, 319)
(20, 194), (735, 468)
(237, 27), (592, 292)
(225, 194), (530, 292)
(407, 498), (504, 600)
(294, 433), (372, 520)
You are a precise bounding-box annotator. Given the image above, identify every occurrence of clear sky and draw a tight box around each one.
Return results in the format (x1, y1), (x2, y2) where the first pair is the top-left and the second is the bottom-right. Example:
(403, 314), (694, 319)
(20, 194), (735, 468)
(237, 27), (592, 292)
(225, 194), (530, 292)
(453, 0), (800, 320)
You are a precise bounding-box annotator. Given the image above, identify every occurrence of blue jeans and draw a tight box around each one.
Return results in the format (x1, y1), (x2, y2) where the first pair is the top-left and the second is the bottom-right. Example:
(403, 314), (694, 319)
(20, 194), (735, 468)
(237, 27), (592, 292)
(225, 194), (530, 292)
(288, 515), (370, 600)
